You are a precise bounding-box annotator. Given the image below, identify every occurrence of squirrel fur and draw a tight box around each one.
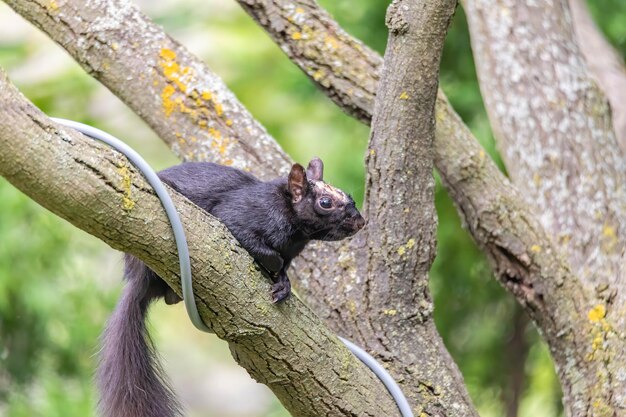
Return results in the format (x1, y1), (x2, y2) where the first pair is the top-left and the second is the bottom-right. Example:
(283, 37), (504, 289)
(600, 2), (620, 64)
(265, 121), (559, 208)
(97, 158), (365, 417)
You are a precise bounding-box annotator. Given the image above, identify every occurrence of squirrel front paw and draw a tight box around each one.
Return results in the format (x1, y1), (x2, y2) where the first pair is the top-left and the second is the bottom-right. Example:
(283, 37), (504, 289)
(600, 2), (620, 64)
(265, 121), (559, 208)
(271, 276), (291, 303)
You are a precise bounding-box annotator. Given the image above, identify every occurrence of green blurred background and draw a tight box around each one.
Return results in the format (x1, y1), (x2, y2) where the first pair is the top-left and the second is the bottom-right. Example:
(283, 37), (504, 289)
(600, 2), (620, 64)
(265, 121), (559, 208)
(0, 1), (624, 416)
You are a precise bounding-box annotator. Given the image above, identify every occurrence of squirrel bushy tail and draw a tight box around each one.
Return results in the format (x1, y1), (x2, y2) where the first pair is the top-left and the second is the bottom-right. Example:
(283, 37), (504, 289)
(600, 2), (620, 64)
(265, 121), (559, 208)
(97, 256), (182, 417)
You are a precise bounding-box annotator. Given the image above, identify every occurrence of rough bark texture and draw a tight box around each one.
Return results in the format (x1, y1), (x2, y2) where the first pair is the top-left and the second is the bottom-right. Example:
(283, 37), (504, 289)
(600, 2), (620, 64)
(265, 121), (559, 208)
(0, 69), (402, 417)
(435, 92), (624, 416)
(237, 0), (380, 124)
(226, 1), (626, 415)
(464, 0), (626, 415)
(569, 0), (626, 151)
(4, 0), (291, 179)
(464, 0), (626, 290)
(5, 0), (626, 414)
(5, 0), (484, 414)
(3, 0), (356, 303)
(347, 1), (478, 415)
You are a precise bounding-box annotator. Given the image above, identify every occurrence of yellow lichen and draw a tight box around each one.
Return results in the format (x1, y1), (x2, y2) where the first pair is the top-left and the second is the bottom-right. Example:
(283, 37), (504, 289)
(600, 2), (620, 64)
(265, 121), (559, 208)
(156, 47), (232, 163)
(530, 245), (541, 253)
(324, 35), (339, 49)
(399, 91), (410, 100)
(406, 238), (416, 249)
(533, 172), (541, 186)
(47, 0), (59, 12)
(397, 246), (406, 256)
(159, 48), (177, 61)
(160, 84), (177, 116)
(588, 305), (606, 322)
(117, 165), (135, 211)
(601, 223), (618, 253)
(159, 48), (194, 115)
(591, 335), (603, 351)
(312, 69), (325, 81)
(295, 7), (304, 14)
(369, 149), (375, 156)
(383, 309), (397, 316)
(208, 127), (221, 138)
(602, 224), (615, 238)
(292, 32), (302, 40)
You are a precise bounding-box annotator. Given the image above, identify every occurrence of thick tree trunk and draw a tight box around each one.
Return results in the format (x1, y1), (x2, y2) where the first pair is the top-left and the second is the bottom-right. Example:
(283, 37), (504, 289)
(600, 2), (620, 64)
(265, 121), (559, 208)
(352, 1), (479, 415)
(464, 0), (626, 414)
(228, 1), (626, 414)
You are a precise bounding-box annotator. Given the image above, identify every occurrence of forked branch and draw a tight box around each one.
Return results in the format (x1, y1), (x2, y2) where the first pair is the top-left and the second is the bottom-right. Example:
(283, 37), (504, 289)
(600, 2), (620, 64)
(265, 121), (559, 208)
(0, 68), (400, 417)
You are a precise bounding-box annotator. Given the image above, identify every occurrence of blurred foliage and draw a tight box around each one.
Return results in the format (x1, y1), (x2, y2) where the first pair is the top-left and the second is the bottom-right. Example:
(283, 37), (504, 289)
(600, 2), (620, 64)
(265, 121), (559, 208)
(0, 179), (116, 416)
(0, 0), (623, 416)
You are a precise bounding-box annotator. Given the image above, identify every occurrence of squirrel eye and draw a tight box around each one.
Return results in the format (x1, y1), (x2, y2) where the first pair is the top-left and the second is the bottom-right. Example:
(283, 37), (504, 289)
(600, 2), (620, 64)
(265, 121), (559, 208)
(319, 197), (332, 209)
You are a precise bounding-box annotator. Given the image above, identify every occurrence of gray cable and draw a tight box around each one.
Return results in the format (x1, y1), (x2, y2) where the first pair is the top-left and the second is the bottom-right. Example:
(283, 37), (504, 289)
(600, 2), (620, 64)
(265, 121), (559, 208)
(338, 337), (414, 417)
(52, 117), (210, 333)
(53, 118), (414, 417)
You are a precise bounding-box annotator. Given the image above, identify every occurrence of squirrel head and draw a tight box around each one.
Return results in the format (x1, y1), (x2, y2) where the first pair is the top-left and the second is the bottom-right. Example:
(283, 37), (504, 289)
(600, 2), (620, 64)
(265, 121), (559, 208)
(287, 158), (365, 241)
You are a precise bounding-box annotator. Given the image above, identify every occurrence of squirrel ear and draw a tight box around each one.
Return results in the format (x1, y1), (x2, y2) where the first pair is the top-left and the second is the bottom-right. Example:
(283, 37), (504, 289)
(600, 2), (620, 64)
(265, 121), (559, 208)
(288, 163), (308, 203)
(306, 157), (324, 181)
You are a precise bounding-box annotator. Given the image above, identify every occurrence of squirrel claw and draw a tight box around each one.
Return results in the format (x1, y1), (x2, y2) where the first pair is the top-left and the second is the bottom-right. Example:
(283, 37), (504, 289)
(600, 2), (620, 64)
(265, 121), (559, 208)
(271, 280), (291, 303)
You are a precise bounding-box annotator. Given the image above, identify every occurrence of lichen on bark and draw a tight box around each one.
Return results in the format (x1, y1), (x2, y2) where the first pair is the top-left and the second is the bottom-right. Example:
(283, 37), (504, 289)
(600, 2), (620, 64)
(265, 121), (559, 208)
(0, 68), (401, 417)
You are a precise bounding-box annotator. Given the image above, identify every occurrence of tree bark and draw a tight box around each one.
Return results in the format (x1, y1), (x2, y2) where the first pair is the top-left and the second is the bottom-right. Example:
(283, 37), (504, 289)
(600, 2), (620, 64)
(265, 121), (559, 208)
(464, 0), (626, 289)
(4, 0), (291, 179)
(0, 69), (401, 417)
(6, 0), (591, 366)
(349, 1), (479, 415)
(6, 0), (626, 414)
(226, 0), (626, 414)
(463, 0), (626, 414)
(5, 0), (483, 414)
(236, 0), (381, 124)
(568, 0), (626, 152)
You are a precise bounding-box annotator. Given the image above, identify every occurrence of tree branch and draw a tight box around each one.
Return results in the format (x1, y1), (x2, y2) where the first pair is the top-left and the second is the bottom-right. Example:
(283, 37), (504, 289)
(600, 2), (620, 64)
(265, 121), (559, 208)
(351, 0), (480, 415)
(569, 0), (626, 151)
(3, 0), (359, 312)
(233, 0), (626, 413)
(435, 92), (626, 415)
(9, 0), (626, 413)
(462, 0), (626, 413)
(0, 69), (401, 417)
(4, 0), (291, 179)
(464, 0), (626, 293)
(236, 0), (381, 124)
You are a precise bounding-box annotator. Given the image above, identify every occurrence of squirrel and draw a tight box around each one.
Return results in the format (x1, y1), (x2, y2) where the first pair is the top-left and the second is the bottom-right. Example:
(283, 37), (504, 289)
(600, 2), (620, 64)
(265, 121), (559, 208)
(96, 157), (365, 417)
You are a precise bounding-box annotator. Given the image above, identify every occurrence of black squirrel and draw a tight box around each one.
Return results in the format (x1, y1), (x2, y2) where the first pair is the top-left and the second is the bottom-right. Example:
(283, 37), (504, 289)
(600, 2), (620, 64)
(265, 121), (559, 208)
(97, 158), (365, 417)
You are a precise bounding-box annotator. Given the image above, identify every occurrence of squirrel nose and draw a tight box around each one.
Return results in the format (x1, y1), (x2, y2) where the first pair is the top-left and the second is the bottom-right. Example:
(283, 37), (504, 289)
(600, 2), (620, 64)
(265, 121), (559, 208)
(354, 215), (366, 230)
